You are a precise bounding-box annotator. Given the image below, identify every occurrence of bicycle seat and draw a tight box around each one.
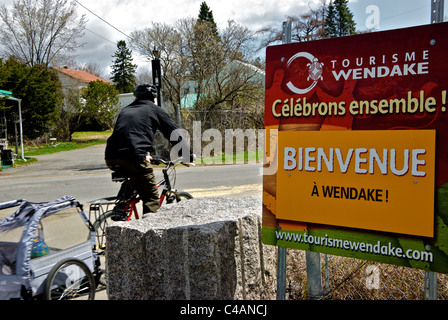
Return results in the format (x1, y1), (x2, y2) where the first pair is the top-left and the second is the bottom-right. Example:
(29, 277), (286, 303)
(112, 171), (128, 182)
(108, 164), (129, 182)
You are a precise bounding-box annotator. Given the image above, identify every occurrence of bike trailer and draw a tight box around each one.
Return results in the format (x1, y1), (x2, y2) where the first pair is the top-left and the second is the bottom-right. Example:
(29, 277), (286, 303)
(0, 196), (96, 300)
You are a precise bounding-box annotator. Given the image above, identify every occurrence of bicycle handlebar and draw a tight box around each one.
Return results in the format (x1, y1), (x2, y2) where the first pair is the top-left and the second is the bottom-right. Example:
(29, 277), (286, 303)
(150, 156), (195, 167)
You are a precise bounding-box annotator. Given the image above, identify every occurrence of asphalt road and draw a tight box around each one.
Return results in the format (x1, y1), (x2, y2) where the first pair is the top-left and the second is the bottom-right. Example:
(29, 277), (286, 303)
(0, 144), (263, 204)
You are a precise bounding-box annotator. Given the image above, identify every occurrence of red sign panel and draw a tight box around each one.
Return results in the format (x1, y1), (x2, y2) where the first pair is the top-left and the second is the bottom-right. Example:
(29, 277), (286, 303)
(263, 23), (448, 273)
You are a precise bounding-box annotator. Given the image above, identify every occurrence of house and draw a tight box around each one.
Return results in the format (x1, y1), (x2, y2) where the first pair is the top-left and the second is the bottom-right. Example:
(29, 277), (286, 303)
(53, 67), (134, 110)
(117, 92), (135, 109)
(53, 67), (111, 91)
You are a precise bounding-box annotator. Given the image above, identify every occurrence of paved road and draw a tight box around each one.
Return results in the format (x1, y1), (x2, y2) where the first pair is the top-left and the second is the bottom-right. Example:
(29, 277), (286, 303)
(0, 144), (263, 204)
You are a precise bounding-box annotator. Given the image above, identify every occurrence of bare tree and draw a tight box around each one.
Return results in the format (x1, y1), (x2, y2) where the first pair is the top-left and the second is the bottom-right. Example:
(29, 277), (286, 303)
(78, 63), (107, 79)
(289, 2), (326, 42)
(130, 18), (263, 114)
(130, 21), (187, 111)
(258, 0), (327, 47)
(196, 20), (263, 112)
(0, 0), (87, 66)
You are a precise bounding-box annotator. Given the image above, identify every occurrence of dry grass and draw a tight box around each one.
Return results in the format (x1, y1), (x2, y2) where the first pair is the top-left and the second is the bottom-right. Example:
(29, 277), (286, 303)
(285, 251), (448, 300)
(71, 131), (112, 142)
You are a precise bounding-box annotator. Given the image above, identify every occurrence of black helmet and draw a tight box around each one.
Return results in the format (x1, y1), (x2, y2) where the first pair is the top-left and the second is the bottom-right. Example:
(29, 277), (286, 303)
(134, 84), (157, 100)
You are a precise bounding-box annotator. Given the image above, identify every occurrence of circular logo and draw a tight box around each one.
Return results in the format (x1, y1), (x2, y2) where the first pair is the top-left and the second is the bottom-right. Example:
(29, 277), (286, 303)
(286, 52), (324, 94)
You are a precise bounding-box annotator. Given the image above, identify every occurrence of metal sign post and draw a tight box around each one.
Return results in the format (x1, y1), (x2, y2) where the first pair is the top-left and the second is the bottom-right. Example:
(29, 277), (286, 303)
(431, 0), (444, 24)
(276, 21), (291, 301)
(275, 20), (324, 301)
(424, 0), (444, 300)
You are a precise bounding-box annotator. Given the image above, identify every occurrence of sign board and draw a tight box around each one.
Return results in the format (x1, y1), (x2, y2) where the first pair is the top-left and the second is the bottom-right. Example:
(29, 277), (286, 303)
(262, 23), (448, 273)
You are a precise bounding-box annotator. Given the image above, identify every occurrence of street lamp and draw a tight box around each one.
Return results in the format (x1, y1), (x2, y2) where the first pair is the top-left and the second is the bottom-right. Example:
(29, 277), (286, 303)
(153, 48), (160, 59)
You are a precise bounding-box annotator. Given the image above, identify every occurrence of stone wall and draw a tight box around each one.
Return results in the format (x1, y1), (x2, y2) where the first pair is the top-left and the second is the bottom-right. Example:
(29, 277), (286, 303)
(105, 196), (281, 300)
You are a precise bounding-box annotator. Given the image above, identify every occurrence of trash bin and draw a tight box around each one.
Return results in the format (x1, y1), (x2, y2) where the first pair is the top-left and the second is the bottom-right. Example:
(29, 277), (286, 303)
(1, 149), (14, 166)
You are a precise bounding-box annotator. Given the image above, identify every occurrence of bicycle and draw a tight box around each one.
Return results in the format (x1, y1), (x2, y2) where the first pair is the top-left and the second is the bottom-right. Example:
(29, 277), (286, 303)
(89, 157), (193, 251)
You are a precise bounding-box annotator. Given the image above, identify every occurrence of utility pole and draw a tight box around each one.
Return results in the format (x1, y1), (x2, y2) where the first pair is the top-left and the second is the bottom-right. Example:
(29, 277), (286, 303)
(152, 48), (162, 107)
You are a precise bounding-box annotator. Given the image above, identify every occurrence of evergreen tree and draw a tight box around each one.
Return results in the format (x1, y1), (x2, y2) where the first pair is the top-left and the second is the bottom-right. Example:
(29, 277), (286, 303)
(324, 0), (356, 38)
(324, 1), (338, 38)
(110, 40), (137, 93)
(0, 58), (60, 139)
(197, 2), (219, 38)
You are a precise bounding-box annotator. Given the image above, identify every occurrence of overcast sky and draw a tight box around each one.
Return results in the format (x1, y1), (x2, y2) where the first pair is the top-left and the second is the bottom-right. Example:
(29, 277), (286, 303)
(73, 0), (325, 78)
(1, 0), (446, 80)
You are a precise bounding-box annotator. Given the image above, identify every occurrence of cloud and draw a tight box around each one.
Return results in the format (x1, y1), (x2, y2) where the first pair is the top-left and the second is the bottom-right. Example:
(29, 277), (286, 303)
(209, 0), (322, 30)
(1, 0), (324, 73)
(81, 0), (322, 38)
(75, 0), (322, 73)
(3, 0), (437, 77)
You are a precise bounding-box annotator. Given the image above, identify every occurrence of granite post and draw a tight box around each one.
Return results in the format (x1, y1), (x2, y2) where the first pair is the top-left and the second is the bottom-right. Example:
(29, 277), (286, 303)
(105, 197), (279, 300)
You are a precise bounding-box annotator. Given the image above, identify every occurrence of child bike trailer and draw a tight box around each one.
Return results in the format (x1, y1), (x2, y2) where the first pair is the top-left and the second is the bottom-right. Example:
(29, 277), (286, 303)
(0, 196), (99, 300)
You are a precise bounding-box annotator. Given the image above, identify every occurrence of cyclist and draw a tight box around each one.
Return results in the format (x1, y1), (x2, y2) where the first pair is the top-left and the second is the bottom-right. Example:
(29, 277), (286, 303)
(105, 84), (194, 214)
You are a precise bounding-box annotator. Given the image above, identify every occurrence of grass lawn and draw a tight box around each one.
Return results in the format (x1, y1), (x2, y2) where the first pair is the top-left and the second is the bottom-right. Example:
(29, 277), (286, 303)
(200, 149), (263, 165)
(24, 131), (112, 156)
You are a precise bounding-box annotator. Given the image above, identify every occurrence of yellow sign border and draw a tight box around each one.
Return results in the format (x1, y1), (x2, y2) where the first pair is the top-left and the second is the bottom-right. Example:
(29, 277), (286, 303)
(276, 130), (436, 238)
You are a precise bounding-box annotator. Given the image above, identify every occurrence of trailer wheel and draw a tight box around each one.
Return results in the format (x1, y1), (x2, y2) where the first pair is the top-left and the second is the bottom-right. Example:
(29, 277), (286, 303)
(44, 258), (95, 300)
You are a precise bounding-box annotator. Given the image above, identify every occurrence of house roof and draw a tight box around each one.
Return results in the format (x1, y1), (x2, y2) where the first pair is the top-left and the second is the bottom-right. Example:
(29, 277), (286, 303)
(53, 67), (111, 84)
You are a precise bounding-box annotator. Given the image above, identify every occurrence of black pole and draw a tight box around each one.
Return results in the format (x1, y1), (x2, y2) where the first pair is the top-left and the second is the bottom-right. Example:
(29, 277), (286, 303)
(152, 58), (162, 107)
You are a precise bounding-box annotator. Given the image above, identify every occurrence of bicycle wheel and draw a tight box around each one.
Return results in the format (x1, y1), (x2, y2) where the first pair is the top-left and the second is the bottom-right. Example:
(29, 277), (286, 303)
(164, 191), (193, 204)
(93, 210), (124, 250)
(44, 258), (95, 300)
(177, 191), (193, 201)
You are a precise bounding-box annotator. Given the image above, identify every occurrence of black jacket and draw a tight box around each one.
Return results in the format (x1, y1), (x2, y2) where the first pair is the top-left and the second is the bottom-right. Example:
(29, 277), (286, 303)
(105, 99), (188, 162)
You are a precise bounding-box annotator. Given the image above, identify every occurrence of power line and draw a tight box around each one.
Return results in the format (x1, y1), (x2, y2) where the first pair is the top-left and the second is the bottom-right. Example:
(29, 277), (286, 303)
(85, 28), (116, 45)
(381, 5), (430, 21)
(74, 0), (133, 40)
